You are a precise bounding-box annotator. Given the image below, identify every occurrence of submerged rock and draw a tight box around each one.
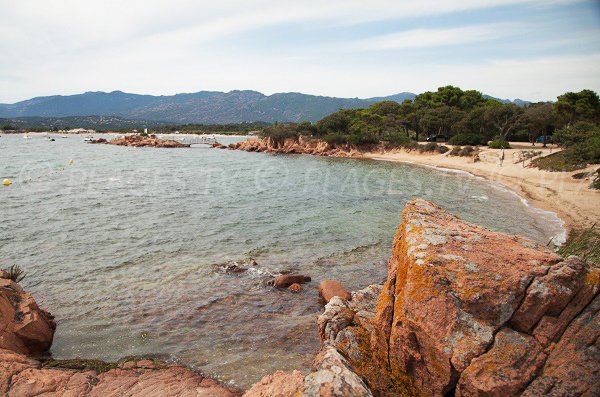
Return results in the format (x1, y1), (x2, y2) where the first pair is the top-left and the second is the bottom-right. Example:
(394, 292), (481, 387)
(269, 274), (311, 288)
(0, 280), (241, 396)
(288, 283), (303, 292)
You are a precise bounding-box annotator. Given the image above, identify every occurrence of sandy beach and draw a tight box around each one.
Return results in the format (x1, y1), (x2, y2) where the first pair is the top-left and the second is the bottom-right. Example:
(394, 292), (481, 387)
(361, 144), (599, 232)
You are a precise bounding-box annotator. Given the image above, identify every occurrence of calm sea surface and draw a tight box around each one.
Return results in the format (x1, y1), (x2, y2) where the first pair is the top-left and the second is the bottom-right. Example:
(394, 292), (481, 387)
(0, 134), (564, 388)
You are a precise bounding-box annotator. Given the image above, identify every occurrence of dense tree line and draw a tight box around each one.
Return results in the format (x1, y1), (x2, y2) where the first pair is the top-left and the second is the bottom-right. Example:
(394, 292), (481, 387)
(261, 86), (600, 168)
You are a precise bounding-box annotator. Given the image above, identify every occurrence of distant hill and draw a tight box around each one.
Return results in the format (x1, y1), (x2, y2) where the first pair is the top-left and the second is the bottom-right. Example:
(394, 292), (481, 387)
(483, 95), (530, 106)
(0, 90), (530, 125)
(0, 115), (170, 130)
(0, 90), (388, 124)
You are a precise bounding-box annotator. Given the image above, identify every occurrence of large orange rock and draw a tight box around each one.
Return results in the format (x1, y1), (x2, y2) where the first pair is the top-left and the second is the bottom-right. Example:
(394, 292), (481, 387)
(0, 278), (56, 355)
(319, 280), (351, 303)
(315, 199), (599, 397)
(0, 350), (240, 397)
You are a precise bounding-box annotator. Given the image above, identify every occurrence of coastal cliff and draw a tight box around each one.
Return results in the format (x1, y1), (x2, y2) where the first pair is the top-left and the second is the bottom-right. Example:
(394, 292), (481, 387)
(1, 199), (597, 396)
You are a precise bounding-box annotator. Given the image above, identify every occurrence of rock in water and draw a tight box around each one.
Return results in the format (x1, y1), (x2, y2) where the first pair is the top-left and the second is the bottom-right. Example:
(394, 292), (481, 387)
(270, 274), (311, 288)
(319, 280), (351, 303)
(0, 278), (56, 355)
(0, 280), (241, 396)
(288, 283), (303, 292)
(93, 135), (191, 148)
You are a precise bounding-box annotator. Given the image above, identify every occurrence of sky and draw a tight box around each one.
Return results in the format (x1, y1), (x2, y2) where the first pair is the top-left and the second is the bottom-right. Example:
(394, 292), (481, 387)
(0, 0), (599, 103)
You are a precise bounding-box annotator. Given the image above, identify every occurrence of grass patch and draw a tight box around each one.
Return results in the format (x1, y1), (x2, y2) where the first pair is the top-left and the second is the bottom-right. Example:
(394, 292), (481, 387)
(558, 225), (600, 264)
(531, 151), (587, 172)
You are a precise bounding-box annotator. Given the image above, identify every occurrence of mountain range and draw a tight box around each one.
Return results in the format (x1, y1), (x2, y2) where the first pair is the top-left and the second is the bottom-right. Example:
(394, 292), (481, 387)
(0, 90), (528, 126)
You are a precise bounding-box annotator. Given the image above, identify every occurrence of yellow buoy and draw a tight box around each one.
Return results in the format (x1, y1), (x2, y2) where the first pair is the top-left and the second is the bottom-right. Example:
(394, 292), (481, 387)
(69, 159), (74, 165)
(3, 179), (11, 186)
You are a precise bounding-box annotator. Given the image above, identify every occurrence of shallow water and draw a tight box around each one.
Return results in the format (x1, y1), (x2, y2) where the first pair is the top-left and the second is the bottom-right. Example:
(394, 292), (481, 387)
(0, 134), (564, 388)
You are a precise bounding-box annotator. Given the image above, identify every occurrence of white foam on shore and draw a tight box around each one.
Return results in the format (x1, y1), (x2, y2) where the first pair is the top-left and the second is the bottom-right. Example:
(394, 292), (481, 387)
(370, 157), (568, 246)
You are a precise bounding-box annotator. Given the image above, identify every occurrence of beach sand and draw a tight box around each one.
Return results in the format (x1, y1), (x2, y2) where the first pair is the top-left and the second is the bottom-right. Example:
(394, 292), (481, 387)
(361, 143), (599, 232)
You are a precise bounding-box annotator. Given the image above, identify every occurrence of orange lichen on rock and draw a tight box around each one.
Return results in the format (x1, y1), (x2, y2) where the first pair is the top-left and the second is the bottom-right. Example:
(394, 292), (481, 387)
(318, 198), (598, 397)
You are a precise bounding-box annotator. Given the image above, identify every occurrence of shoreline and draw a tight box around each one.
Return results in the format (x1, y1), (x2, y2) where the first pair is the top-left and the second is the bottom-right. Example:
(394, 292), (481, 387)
(224, 137), (599, 237)
(360, 146), (599, 235)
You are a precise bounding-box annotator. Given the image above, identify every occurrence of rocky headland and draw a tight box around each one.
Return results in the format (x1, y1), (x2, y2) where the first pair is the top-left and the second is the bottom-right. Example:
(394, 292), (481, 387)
(90, 135), (191, 148)
(220, 136), (360, 157)
(1, 199), (598, 396)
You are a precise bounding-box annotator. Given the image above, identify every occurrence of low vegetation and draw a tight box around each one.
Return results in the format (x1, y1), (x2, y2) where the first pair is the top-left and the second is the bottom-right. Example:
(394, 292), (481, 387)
(559, 225), (600, 264)
(449, 146), (477, 157)
(2, 265), (26, 283)
(488, 139), (511, 149)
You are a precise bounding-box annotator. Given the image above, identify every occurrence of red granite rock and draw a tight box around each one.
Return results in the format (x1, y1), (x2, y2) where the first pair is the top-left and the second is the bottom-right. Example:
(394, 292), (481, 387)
(0, 278), (56, 355)
(319, 280), (352, 303)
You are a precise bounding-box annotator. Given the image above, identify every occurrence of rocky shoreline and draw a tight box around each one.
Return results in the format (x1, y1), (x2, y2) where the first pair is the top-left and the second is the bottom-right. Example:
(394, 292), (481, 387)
(1, 199), (598, 396)
(217, 136), (361, 157)
(90, 135), (191, 148)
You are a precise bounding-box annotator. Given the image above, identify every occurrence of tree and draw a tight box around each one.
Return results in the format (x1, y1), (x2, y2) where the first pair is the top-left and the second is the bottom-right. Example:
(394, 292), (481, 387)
(484, 104), (524, 141)
(555, 89), (600, 126)
(521, 102), (556, 146)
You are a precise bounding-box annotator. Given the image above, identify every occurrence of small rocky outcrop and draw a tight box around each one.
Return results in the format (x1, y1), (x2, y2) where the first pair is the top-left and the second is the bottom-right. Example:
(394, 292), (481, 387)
(319, 280), (352, 303)
(93, 135), (191, 148)
(0, 278), (240, 396)
(0, 350), (240, 396)
(0, 278), (55, 355)
(316, 199), (599, 397)
(227, 137), (361, 158)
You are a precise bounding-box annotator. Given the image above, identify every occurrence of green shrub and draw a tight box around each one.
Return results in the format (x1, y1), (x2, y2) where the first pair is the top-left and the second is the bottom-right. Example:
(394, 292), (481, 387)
(531, 151), (586, 172)
(592, 169), (600, 189)
(322, 133), (347, 145)
(402, 141), (421, 151)
(438, 145), (450, 154)
(488, 139), (511, 149)
(449, 146), (476, 157)
(421, 142), (439, 152)
(448, 133), (483, 146)
(383, 133), (412, 146)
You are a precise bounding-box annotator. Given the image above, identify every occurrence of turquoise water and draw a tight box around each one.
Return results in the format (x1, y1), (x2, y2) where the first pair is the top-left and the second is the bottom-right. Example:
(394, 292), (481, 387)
(0, 134), (563, 388)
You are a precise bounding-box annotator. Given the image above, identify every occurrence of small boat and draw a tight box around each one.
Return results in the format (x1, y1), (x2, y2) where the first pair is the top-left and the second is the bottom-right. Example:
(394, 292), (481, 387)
(83, 136), (93, 142)
(23, 134), (31, 139)
(61, 135), (68, 138)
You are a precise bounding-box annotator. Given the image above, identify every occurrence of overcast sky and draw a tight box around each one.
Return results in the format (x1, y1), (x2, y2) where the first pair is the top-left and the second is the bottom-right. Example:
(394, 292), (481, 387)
(1, 0), (599, 103)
